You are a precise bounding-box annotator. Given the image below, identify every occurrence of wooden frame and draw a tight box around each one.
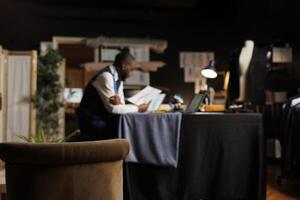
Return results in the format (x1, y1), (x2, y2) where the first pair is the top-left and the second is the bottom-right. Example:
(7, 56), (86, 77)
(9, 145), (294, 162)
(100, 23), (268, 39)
(42, 36), (93, 136)
(52, 36), (83, 136)
(57, 59), (66, 137)
(1, 49), (8, 142)
(52, 35), (167, 87)
(0, 47), (4, 142)
(30, 51), (38, 137)
(0, 47), (2, 140)
(85, 36), (168, 53)
(80, 61), (165, 87)
(52, 36), (86, 49)
(0, 50), (37, 141)
(81, 61), (165, 72)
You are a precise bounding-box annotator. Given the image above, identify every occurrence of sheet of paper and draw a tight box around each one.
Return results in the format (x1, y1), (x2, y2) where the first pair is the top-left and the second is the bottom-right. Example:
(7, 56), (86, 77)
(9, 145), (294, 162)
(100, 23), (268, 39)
(127, 86), (162, 105)
(147, 93), (166, 112)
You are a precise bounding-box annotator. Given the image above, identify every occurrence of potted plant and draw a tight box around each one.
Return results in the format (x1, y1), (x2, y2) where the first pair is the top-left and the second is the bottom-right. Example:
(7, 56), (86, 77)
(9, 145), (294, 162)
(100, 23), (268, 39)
(24, 48), (69, 143)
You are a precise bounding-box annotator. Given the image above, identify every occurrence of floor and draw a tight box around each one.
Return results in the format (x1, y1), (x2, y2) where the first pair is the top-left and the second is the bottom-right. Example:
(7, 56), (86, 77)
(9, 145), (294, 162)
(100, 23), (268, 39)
(267, 164), (300, 200)
(267, 186), (298, 200)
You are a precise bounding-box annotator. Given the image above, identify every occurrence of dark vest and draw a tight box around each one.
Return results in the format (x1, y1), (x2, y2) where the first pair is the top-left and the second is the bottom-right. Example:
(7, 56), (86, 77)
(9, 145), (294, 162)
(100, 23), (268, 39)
(227, 47), (268, 106)
(76, 66), (118, 138)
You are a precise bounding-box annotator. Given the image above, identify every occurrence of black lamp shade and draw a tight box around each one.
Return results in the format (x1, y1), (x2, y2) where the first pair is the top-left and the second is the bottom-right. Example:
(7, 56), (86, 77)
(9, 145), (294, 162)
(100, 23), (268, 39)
(201, 60), (217, 79)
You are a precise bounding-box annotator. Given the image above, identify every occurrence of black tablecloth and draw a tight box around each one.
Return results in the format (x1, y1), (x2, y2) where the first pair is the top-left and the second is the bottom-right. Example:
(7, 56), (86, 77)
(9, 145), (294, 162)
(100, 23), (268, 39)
(123, 113), (265, 200)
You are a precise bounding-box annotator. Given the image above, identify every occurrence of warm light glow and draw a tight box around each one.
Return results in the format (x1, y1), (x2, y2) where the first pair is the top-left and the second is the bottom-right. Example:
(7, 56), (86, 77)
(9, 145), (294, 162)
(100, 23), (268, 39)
(201, 69), (217, 79)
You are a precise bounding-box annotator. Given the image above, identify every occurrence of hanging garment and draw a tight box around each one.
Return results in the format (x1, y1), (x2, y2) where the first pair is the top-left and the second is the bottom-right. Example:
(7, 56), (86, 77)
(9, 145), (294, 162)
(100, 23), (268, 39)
(227, 47), (268, 106)
(280, 95), (300, 178)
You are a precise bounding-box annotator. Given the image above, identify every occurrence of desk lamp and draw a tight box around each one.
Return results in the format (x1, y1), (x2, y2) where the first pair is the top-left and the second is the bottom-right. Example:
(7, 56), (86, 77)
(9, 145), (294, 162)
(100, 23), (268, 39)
(201, 60), (217, 79)
(201, 60), (218, 105)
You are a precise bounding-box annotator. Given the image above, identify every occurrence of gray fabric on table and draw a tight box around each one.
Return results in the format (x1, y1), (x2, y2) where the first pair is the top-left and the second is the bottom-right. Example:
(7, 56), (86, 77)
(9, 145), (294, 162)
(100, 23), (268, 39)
(118, 112), (182, 167)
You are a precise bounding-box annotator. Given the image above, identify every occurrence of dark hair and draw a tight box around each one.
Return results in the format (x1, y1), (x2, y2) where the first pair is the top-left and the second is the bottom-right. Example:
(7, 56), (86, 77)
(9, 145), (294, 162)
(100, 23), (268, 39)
(113, 48), (134, 66)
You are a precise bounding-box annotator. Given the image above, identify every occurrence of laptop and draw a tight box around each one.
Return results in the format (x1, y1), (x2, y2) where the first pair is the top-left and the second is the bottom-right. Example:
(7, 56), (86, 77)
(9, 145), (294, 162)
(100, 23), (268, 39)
(183, 94), (205, 113)
(147, 93), (204, 113)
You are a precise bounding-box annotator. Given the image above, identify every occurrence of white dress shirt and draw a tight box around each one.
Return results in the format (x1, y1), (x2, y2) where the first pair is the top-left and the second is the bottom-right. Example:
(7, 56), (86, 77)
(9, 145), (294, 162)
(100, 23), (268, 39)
(92, 65), (139, 114)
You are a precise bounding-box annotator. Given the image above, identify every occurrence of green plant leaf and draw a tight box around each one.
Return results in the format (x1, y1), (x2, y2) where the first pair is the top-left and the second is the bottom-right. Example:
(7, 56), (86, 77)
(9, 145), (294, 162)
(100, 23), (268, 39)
(30, 47), (64, 140)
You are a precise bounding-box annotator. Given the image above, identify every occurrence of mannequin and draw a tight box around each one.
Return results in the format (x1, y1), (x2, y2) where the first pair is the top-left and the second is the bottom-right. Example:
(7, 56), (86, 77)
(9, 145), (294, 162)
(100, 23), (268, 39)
(236, 39), (254, 102)
(227, 40), (269, 108)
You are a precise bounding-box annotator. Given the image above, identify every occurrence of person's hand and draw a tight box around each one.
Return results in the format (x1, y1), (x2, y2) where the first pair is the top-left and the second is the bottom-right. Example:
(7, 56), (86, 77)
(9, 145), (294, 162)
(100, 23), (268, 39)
(174, 103), (182, 110)
(138, 104), (148, 112)
(109, 95), (121, 105)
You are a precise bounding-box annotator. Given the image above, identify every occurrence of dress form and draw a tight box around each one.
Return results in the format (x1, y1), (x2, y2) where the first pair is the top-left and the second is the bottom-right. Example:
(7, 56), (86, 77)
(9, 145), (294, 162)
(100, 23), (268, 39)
(236, 40), (254, 102)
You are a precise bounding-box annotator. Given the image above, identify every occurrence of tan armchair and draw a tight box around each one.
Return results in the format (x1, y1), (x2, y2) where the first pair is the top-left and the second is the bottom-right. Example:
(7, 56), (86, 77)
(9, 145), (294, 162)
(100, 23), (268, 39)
(0, 139), (129, 200)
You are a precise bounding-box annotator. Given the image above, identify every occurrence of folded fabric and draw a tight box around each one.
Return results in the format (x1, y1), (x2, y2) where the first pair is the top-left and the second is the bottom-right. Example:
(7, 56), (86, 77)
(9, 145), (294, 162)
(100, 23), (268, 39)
(118, 112), (182, 167)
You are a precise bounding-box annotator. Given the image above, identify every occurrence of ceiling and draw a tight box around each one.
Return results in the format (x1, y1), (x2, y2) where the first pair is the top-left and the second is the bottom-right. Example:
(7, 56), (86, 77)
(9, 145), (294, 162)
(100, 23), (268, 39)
(9, 0), (298, 21)
(15, 0), (197, 9)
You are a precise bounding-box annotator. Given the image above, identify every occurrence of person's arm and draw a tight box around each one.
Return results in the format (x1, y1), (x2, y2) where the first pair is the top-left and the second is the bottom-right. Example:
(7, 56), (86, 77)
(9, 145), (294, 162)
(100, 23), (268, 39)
(92, 73), (139, 114)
